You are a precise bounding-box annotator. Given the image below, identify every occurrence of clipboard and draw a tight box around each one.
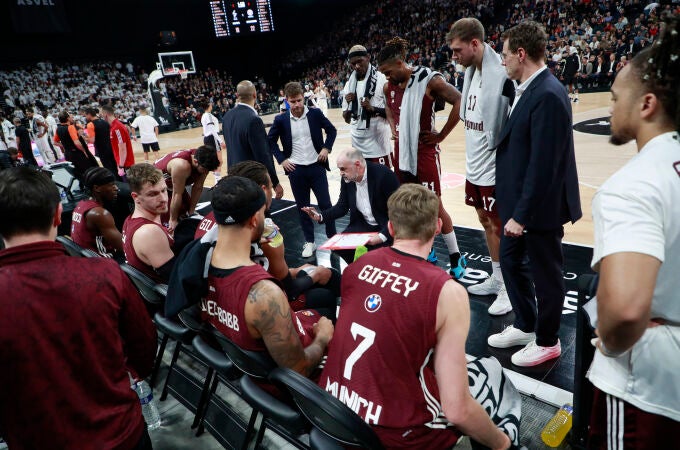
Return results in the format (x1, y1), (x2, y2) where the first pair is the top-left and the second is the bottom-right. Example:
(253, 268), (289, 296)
(318, 232), (375, 250)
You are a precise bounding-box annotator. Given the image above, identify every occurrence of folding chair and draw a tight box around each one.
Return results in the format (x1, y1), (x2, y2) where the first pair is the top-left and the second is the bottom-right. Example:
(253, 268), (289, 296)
(56, 235), (90, 257)
(269, 367), (384, 450)
(212, 329), (309, 449)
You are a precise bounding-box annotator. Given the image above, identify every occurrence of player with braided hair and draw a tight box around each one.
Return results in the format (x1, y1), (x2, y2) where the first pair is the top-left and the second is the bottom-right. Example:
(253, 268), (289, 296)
(378, 36), (468, 279)
(588, 15), (680, 449)
(70, 166), (123, 258)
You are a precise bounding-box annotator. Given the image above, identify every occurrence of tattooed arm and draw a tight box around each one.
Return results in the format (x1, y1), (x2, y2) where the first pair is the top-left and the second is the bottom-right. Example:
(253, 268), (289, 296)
(244, 279), (334, 377)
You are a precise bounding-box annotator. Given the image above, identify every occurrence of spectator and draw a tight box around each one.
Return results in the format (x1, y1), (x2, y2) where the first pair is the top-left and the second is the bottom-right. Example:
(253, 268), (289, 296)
(0, 166), (157, 450)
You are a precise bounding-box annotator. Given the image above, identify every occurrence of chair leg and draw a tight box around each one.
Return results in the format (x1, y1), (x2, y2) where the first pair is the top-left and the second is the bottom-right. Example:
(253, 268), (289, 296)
(192, 368), (216, 432)
(160, 342), (182, 401)
(149, 334), (169, 388)
(254, 417), (267, 449)
(241, 409), (259, 450)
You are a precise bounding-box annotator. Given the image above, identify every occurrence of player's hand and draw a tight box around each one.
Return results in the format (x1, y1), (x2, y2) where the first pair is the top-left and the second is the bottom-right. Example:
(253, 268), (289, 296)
(220, 142), (226, 150)
(419, 130), (442, 145)
(167, 219), (178, 235)
(390, 129), (398, 140)
(360, 98), (373, 112)
(503, 218), (525, 237)
(301, 206), (322, 222)
(274, 184), (284, 199)
(313, 316), (334, 346)
(366, 234), (383, 246)
(345, 93), (356, 103)
(282, 159), (296, 172)
(492, 431), (512, 450)
(317, 148), (329, 164)
(342, 110), (352, 124)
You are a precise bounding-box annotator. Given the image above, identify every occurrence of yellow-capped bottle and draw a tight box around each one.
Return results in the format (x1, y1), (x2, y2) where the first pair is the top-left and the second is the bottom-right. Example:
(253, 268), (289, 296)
(541, 403), (573, 447)
(263, 218), (284, 248)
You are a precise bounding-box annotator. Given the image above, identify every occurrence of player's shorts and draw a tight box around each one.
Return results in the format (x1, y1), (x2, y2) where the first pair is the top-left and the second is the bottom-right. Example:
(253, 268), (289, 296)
(203, 135), (221, 150)
(588, 387), (680, 450)
(465, 180), (498, 217)
(394, 143), (442, 196)
(142, 142), (160, 152)
(366, 155), (392, 169)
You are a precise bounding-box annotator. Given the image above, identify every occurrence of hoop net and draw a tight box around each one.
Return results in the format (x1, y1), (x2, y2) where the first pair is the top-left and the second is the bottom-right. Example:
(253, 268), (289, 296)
(179, 70), (188, 80)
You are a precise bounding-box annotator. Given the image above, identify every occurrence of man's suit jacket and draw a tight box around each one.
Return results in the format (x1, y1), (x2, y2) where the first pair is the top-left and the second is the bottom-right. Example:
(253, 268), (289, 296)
(321, 162), (399, 239)
(267, 108), (337, 171)
(222, 103), (280, 186)
(496, 69), (582, 230)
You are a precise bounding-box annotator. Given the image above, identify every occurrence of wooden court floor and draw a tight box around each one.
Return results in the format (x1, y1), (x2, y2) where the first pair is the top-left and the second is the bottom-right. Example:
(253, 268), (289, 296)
(144, 91), (629, 247)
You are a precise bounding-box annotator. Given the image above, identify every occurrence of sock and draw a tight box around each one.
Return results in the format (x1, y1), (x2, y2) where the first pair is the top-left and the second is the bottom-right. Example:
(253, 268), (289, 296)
(442, 230), (459, 255)
(492, 261), (503, 281)
(449, 252), (461, 267)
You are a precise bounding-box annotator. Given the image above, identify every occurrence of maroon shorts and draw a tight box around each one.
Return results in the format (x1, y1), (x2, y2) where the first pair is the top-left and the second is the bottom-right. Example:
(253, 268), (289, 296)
(588, 386), (680, 450)
(465, 180), (498, 217)
(394, 143), (442, 196)
(366, 155), (392, 169)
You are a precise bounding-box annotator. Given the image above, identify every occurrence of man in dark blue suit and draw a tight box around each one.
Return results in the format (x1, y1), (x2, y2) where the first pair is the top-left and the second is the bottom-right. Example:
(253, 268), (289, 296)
(222, 80), (284, 199)
(268, 81), (337, 258)
(302, 148), (400, 264)
(487, 21), (582, 367)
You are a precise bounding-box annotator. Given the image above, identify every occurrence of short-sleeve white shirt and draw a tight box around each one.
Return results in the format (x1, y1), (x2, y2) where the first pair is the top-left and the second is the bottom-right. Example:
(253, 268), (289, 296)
(588, 131), (680, 421)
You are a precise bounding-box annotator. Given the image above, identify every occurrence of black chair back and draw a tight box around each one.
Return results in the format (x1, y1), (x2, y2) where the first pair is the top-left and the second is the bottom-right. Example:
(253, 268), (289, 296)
(211, 328), (276, 379)
(269, 367), (385, 450)
(572, 273), (599, 450)
(56, 235), (88, 257)
(119, 262), (166, 310)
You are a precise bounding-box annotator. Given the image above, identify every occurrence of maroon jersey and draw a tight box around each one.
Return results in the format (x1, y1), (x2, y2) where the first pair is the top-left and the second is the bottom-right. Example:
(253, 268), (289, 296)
(386, 79), (442, 194)
(71, 199), (114, 257)
(201, 264), (317, 350)
(194, 211), (217, 239)
(122, 216), (174, 283)
(319, 247), (460, 448)
(154, 149), (200, 191)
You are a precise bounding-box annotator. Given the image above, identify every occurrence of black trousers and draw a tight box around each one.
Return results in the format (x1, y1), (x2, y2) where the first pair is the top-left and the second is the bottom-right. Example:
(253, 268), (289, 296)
(499, 226), (565, 347)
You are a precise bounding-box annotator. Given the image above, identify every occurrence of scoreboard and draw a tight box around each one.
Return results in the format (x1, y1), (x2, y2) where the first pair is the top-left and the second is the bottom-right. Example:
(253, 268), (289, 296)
(210, 0), (275, 37)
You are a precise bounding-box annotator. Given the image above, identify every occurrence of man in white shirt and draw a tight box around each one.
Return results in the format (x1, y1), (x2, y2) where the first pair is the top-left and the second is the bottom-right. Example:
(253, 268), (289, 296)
(447, 18), (513, 316)
(268, 82), (337, 258)
(302, 148), (400, 265)
(341, 44), (393, 168)
(587, 18), (680, 449)
(130, 108), (160, 161)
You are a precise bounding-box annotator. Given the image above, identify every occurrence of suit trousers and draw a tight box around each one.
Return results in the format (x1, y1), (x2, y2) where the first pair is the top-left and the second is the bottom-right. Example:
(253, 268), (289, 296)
(500, 226), (565, 347)
(288, 162), (335, 242)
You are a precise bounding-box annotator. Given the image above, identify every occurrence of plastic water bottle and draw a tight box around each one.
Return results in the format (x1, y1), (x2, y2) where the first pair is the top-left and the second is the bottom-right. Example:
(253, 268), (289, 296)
(541, 403), (573, 447)
(133, 380), (161, 430)
(263, 218), (284, 248)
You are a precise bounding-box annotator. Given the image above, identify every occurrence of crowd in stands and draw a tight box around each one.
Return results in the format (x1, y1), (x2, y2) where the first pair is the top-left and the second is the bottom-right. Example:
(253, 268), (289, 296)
(1, 0), (676, 141)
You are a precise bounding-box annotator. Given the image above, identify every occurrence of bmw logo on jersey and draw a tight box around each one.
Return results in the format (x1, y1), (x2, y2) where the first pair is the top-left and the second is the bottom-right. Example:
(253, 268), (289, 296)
(364, 294), (382, 313)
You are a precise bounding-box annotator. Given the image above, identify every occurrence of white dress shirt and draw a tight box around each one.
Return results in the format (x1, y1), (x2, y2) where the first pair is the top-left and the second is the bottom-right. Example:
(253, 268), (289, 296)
(509, 66), (548, 117)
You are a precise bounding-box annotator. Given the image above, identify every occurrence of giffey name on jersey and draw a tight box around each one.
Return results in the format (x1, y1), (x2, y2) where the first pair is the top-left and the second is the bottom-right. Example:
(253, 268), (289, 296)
(357, 264), (419, 298)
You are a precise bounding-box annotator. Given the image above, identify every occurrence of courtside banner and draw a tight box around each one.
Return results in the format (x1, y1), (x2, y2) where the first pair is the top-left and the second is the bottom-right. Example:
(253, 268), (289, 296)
(10, 0), (70, 34)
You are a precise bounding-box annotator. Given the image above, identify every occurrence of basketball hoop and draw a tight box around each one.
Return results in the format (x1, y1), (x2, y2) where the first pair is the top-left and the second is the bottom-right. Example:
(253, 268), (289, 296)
(179, 70), (188, 80)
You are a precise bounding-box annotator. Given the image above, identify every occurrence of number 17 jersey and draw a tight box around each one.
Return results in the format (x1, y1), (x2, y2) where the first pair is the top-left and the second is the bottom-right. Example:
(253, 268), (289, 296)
(318, 247), (460, 449)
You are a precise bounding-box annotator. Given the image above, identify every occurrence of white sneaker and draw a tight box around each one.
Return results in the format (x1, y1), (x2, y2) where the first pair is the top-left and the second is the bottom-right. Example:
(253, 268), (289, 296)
(468, 275), (502, 295)
(487, 325), (536, 348)
(488, 286), (512, 316)
(301, 242), (316, 258)
(511, 340), (561, 367)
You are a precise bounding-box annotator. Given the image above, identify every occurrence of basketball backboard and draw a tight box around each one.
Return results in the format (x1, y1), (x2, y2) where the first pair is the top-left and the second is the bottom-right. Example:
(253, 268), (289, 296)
(158, 51), (196, 76)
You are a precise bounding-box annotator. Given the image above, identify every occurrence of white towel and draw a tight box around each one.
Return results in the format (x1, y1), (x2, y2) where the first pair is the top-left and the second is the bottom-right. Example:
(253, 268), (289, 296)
(398, 66), (439, 176)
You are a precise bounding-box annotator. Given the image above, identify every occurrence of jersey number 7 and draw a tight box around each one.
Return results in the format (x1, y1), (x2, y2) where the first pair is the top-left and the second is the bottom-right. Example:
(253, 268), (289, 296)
(343, 322), (376, 380)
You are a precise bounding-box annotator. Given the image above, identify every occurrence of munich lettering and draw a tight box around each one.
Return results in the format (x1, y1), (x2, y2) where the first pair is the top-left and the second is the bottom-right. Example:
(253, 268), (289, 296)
(325, 379), (382, 424)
